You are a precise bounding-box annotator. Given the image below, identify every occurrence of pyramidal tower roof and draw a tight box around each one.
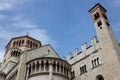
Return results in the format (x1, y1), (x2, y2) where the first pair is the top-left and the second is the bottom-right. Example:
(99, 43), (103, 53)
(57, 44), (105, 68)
(89, 3), (107, 13)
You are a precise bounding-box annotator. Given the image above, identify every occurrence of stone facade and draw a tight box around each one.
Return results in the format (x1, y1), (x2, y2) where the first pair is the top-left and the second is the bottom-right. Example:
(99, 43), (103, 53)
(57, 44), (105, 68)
(0, 3), (120, 80)
(67, 3), (120, 80)
(0, 35), (71, 80)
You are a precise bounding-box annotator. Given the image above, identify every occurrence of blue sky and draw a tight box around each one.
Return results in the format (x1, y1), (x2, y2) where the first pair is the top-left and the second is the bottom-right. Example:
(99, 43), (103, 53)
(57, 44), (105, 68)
(0, 0), (120, 62)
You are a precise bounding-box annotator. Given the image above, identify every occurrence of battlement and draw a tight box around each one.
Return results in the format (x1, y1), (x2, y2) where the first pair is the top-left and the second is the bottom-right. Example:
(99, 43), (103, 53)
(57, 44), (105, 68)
(67, 36), (100, 64)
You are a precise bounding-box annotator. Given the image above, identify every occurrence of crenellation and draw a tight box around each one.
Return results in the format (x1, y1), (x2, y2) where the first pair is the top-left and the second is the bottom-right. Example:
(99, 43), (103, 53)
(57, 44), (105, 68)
(81, 42), (87, 56)
(67, 52), (72, 61)
(67, 36), (99, 62)
(73, 48), (78, 57)
(91, 36), (98, 46)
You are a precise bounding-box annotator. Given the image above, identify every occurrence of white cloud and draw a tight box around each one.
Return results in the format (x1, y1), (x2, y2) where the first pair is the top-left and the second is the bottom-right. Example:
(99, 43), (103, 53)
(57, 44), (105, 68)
(11, 20), (38, 29)
(0, 2), (13, 11)
(0, 14), (54, 45)
(8, 15), (38, 29)
(0, 19), (55, 62)
(0, 0), (31, 11)
(0, 0), (57, 63)
(27, 29), (51, 44)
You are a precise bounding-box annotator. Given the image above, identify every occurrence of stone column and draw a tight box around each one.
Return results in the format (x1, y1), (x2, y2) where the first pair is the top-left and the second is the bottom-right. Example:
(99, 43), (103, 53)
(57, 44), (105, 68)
(26, 67), (29, 80)
(49, 63), (53, 80)
(59, 64), (61, 74)
(31, 63), (33, 74)
(44, 61), (46, 72)
(34, 61), (37, 73)
(39, 61), (41, 72)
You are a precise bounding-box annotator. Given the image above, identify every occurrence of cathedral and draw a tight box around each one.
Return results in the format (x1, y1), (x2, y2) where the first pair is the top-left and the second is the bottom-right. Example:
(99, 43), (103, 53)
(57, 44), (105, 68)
(0, 3), (120, 80)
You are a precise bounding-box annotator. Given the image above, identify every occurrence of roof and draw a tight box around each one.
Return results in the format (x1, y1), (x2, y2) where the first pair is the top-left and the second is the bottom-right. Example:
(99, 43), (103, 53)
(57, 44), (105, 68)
(25, 44), (60, 63)
(6, 35), (41, 48)
(89, 3), (107, 13)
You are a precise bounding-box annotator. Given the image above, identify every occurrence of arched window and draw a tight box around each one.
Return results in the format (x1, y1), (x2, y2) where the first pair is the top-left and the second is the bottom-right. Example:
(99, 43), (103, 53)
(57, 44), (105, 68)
(36, 61), (39, 71)
(94, 12), (100, 20)
(19, 40), (21, 46)
(14, 51), (17, 56)
(28, 64), (31, 75)
(11, 51), (14, 56)
(13, 41), (16, 47)
(64, 65), (66, 75)
(22, 40), (24, 45)
(41, 61), (44, 71)
(32, 62), (35, 72)
(96, 75), (104, 80)
(30, 41), (32, 48)
(46, 61), (49, 71)
(94, 59), (97, 67)
(16, 51), (18, 56)
(80, 65), (87, 75)
(13, 51), (15, 56)
(57, 62), (60, 72)
(66, 69), (68, 76)
(71, 71), (75, 79)
(97, 57), (99, 65)
(61, 64), (63, 73)
(92, 57), (100, 68)
(82, 66), (84, 73)
(53, 61), (56, 72)
(16, 41), (18, 46)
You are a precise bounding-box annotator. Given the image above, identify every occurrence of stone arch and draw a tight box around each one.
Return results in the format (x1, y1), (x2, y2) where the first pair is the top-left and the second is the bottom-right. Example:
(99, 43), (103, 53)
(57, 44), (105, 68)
(32, 62), (35, 72)
(13, 41), (16, 47)
(16, 40), (18, 46)
(61, 63), (63, 73)
(41, 60), (44, 71)
(91, 55), (100, 68)
(64, 64), (66, 75)
(22, 40), (24, 45)
(53, 61), (56, 72)
(46, 60), (49, 71)
(11, 48), (22, 57)
(96, 75), (104, 80)
(30, 41), (32, 48)
(36, 61), (39, 71)
(28, 64), (31, 75)
(18, 40), (21, 46)
(57, 62), (60, 72)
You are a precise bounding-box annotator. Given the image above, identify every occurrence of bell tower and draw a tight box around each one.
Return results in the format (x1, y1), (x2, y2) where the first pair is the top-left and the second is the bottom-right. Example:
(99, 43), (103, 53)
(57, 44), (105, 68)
(0, 35), (42, 74)
(89, 3), (111, 40)
(89, 3), (120, 80)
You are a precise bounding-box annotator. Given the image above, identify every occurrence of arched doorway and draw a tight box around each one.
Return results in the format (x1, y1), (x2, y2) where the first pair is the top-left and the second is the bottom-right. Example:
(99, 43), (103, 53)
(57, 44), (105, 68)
(96, 75), (104, 80)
